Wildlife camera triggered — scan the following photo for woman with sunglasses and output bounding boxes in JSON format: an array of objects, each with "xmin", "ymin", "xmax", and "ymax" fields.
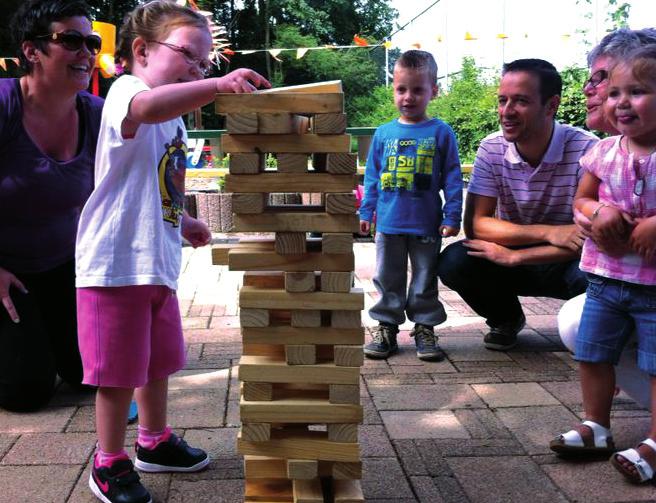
[{"xmin": 0, "ymin": 0, "xmax": 104, "ymax": 411}]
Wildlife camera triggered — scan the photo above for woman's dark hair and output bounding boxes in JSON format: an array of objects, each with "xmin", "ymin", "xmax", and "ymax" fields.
[{"xmin": 10, "ymin": 0, "xmax": 92, "ymax": 74}]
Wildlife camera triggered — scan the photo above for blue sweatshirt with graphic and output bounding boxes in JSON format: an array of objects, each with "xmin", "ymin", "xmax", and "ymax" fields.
[{"xmin": 359, "ymin": 118, "xmax": 463, "ymax": 237}]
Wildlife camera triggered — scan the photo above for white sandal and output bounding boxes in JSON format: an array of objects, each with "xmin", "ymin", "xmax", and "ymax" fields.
[
  {"xmin": 550, "ymin": 420, "xmax": 615, "ymax": 456},
  {"xmin": 610, "ymin": 438, "xmax": 656, "ymax": 483}
]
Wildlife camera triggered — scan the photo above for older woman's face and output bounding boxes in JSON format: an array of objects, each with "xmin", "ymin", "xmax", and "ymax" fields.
[{"xmin": 583, "ymin": 55, "xmax": 619, "ymax": 134}]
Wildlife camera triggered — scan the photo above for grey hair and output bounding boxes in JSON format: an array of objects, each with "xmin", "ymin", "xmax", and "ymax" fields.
[{"xmin": 587, "ymin": 27, "xmax": 656, "ymax": 66}]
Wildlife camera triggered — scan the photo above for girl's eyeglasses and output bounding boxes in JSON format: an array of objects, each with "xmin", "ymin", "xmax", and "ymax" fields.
[
  {"xmin": 149, "ymin": 40, "xmax": 212, "ymax": 76},
  {"xmin": 35, "ymin": 30, "xmax": 102, "ymax": 55},
  {"xmin": 583, "ymin": 69, "xmax": 608, "ymax": 91}
]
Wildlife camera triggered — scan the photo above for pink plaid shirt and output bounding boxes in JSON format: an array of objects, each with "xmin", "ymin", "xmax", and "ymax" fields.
[{"xmin": 580, "ymin": 136, "xmax": 656, "ymax": 285}]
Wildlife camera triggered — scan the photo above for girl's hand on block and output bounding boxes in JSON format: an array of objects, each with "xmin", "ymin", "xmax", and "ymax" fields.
[
  {"xmin": 216, "ymin": 68, "xmax": 271, "ymax": 94},
  {"xmin": 359, "ymin": 220, "xmax": 371, "ymax": 235},
  {"xmin": 440, "ymin": 225, "xmax": 459, "ymax": 238},
  {"xmin": 182, "ymin": 216, "xmax": 212, "ymax": 248}
]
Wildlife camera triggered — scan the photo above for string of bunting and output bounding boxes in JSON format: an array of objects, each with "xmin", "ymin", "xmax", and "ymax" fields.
[{"xmin": 0, "ymin": 58, "xmax": 20, "ymax": 71}]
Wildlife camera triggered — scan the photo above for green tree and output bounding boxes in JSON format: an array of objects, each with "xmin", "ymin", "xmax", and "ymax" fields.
[{"xmin": 558, "ymin": 66, "xmax": 588, "ymax": 130}]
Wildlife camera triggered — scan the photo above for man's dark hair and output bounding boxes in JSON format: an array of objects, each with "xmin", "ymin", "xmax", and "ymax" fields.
[
  {"xmin": 502, "ymin": 58, "xmax": 562, "ymax": 104},
  {"xmin": 10, "ymin": 0, "xmax": 92, "ymax": 74},
  {"xmin": 395, "ymin": 50, "xmax": 438, "ymax": 84}
]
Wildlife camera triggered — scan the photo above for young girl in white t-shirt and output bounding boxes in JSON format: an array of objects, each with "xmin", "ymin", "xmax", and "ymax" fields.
[{"xmin": 75, "ymin": 2, "xmax": 270, "ymax": 502}]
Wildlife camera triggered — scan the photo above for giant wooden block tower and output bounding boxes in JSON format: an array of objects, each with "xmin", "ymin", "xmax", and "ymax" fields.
[{"xmin": 212, "ymin": 81, "xmax": 365, "ymax": 503}]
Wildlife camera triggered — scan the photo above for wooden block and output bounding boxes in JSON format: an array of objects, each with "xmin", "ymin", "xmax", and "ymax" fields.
[
  {"xmin": 258, "ymin": 113, "xmax": 309, "ymax": 135},
  {"xmin": 242, "ymin": 326, "xmax": 363, "ymax": 345},
  {"xmin": 291, "ymin": 310, "xmax": 321, "ymax": 328},
  {"xmin": 258, "ymin": 80, "xmax": 343, "ymax": 94},
  {"xmin": 240, "ymin": 308, "xmax": 270, "ymax": 327},
  {"xmin": 332, "ymin": 462, "xmax": 363, "ymax": 481},
  {"xmin": 229, "ymin": 250, "xmax": 354, "ymax": 272},
  {"xmin": 334, "ymin": 479, "xmax": 364, "ymax": 502},
  {"xmin": 328, "ymin": 424, "xmax": 358, "ymax": 443},
  {"xmin": 277, "ymin": 154, "xmax": 309, "ymax": 173},
  {"xmin": 331, "ymin": 310, "xmax": 361, "ymax": 329},
  {"xmin": 334, "ymin": 346, "xmax": 364, "ymax": 367},
  {"xmin": 320, "ymin": 272, "xmax": 353, "ymax": 293},
  {"xmin": 286, "ymin": 345, "xmax": 316, "ymax": 365},
  {"xmin": 216, "ymin": 92, "xmax": 343, "ymax": 114},
  {"xmin": 226, "ymin": 113, "xmax": 258, "ymax": 134},
  {"xmin": 322, "ymin": 233, "xmax": 353, "ymax": 254},
  {"xmin": 313, "ymin": 113, "xmax": 347, "ymax": 134},
  {"xmin": 235, "ymin": 213, "xmax": 358, "ymax": 234},
  {"xmin": 275, "ymin": 232, "xmax": 307, "ymax": 255},
  {"xmin": 232, "ymin": 193, "xmax": 266, "ymax": 214},
  {"xmin": 244, "ymin": 271, "xmax": 285, "ymax": 289},
  {"xmin": 222, "ymin": 133, "xmax": 350, "ymax": 154},
  {"xmin": 327, "ymin": 153, "xmax": 358, "ymax": 174},
  {"xmin": 244, "ymin": 456, "xmax": 287, "ymax": 479},
  {"xmin": 238, "ymin": 355, "xmax": 360, "ymax": 385},
  {"xmin": 245, "ymin": 478, "xmax": 292, "ymax": 502},
  {"xmin": 225, "ymin": 173, "xmax": 356, "ymax": 193},
  {"xmin": 329, "ymin": 384, "xmax": 360, "ymax": 405},
  {"xmin": 243, "ymin": 422, "xmax": 272, "ymax": 441},
  {"xmin": 287, "ymin": 459, "xmax": 318, "ymax": 480},
  {"xmin": 229, "ymin": 153, "xmax": 263, "ymax": 174},
  {"xmin": 239, "ymin": 286, "xmax": 364, "ymax": 311},
  {"xmin": 285, "ymin": 272, "xmax": 316, "ymax": 293},
  {"xmin": 238, "ymin": 428, "xmax": 360, "ymax": 462},
  {"xmin": 293, "ymin": 479, "xmax": 323, "ymax": 503},
  {"xmin": 243, "ymin": 382, "xmax": 274, "ymax": 401},
  {"xmin": 243, "ymin": 343, "xmax": 286, "ymax": 358},
  {"xmin": 325, "ymin": 193, "xmax": 357, "ymax": 214}
]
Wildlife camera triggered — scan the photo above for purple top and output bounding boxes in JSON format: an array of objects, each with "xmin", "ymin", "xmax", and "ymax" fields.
[{"xmin": 0, "ymin": 78, "xmax": 104, "ymax": 273}]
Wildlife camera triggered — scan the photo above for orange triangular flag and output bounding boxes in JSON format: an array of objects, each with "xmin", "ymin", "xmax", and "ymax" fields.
[{"xmin": 353, "ymin": 34, "xmax": 368, "ymax": 46}]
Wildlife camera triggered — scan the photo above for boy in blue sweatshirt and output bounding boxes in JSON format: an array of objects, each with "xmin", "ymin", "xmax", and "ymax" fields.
[{"xmin": 359, "ymin": 50, "xmax": 463, "ymax": 361}]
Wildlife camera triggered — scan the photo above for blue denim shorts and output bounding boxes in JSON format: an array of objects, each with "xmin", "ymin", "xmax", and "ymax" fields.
[{"xmin": 575, "ymin": 274, "xmax": 656, "ymax": 375}]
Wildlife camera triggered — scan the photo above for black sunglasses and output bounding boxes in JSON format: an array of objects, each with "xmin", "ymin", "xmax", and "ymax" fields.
[
  {"xmin": 35, "ymin": 30, "xmax": 102, "ymax": 55},
  {"xmin": 583, "ymin": 69, "xmax": 608, "ymax": 90}
]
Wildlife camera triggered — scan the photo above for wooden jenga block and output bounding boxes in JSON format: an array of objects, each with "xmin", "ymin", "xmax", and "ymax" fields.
[
  {"xmin": 320, "ymin": 272, "xmax": 353, "ymax": 292},
  {"xmin": 293, "ymin": 478, "xmax": 323, "ymax": 503},
  {"xmin": 258, "ymin": 113, "xmax": 310, "ymax": 134},
  {"xmin": 244, "ymin": 271, "xmax": 285, "ymax": 289},
  {"xmin": 291, "ymin": 310, "xmax": 321, "ymax": 328},
  {"xmin": 275, "ymin": 232, "xmax": 307, "ymax": 255},
  {"xmin": 243, "ymin": 326, "xmax": 363, "ymax": 345},
  {"xmin": 332, "ymin": 462, "xmax": 363, "ymax": 480},
  {"xmin": 244, "ymin": 457, "xmax": 362, "ymax": 480},
  {"xmin": 327, "ymin": 153, "xmax": 358, "ymax": 174},
  {"xmin": 235, "ymin": 213, "xmax": 358, "ymax": 233},
  {"xmin": 222, "ymin": 133, "xmax": 350, "ymax": 154},
  {"xmin": 313, "ymin": 112, "xmax": 347, "ymax": 134},
  {"xmin": 331, "ymin": 310, "xmax": 361, "ymax": 329},
  {"xmin": 240, "ymin": 399, "xmax": 362, "ymax": 424},
  {"xmin": 329, "ymin": 384, "xmax": 360, "ymax": 405},
  {"xmin": 242, "ymin": 422, "xmax": 271, "ymax": 441},
  {"xmin": 240, "ymin": 308, "xmax": 270, "ymax": 327},
  {"xmin": 239, "ymin": 287, "xmax": 363, "ymax": 311},
  {"xmin": 239, "ymin": 356, "xmax": 360, "ymax": 385},
  {"xmin": 245, "ymin": 479, "xmax": 292, "ymax": 502},
  {"xmin": 287, "ymin": 459, "xmax": 318, "ymax": 480},
  {"xmin": 322, "ymin": 233, "xmax": 353, "ymax": 254},
  {"xmin": 277, "ymin": 153, "xmax": 309, "ymax": 173},
  {"xmin": 334, "ymin": 479, "xmax": 364, "ymax": 502},
  {"xmin": 243, "ymin": 382, "xmax": 273, "ymax": 401},
  {"xmin": 285, "ymin": 272, "xmax": 316, "ymax": 293},
  {"xmin": 334, "ymin": 346, "xmax": 364, "ymax": 367},
  {"xmin": 286, "ymin": 344, "xmax": 317, "ymax": 365},
  {"xmin": 225, "ymin": 173, "xmax": 356, "ymax": 193},
  {"xmin": 229, "ymin": 153, "xmax": 263, "ymax": 174},
  {"xmin": 232, "ymin": 193, "xmax": 265, "ymax": 214},
  {"xmin": 216, "ymin": 92, "xmax": 343, "ymax": 114},
  {"xmin": 259, "ymin": 80, "xmax": 343, "ymax": 94},
  {"xmin": 325, "ymin": 193, "xmax": 357, "ymax": 214},
  {"xmin": 226, "ymin": 113, "xmax": 258, "ymax": 134},
  {"xmin": 229, "ymin": 250, "xmax": 354, "ymax": 272},
  {"xmin": 328, "ymin": 423, "xmax": 358, "ymax": 443}
]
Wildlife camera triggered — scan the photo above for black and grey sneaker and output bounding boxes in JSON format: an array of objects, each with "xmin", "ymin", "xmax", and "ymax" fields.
[
  {"xmin": 134, "ymin": 432, "xmax": 209, "ymax": 473},
  {"xmin": 89, "ymin": 457, "xmax": 151, "ymax": 503},
  {"xmin": 484, "ymin": 314, "xmax": 526, "ymax": 351},
  {"xmin": 411, "ymin": 324, "xmax": 443, "ymax": 361},
  {"xmin": 363, "ymin": 323, "xmax": 399, "ymax": 359}
]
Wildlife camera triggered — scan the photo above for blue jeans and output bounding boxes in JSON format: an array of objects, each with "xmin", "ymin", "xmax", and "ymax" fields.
[
  {"xmin": 575, "ymin": 274, "xmax": 656, "ymax": 375},
  {"xmin": 438, "ymin": 240, "xmax": 587, "ymax": 327}
]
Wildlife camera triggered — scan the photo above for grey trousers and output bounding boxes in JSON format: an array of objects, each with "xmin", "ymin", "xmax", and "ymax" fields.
[{"xmin": 369, "ymin": 233, "xmax": 446, "ymax": 327}]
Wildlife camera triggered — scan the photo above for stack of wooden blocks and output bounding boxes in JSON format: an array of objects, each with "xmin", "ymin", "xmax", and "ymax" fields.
[{"xmin": 212, "ymin": 81, "xmax": 366, "ymax": 503}]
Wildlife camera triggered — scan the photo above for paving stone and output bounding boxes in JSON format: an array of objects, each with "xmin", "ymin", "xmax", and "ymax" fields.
[
  {"xmin": 432, "ymin": 475, "xmax": 471, "ymax": 503},
  {"xmin": 226, "ymin": 399, "xmax": 240, "ymax": 427},
  {"xmin": 362, "ymin": 458, "xmax": 415, "ymax": 500},
  {"xmin": 48, "ymin": 382, "xmax": 96, "ymax": 407},
  {"xmin": 0, "ymin": 406, "xmax": 76, "ymax": 434},
  {"xmin": 454, "ymin": 409, "xmax": 512, "ymax": 439},
  {"xmin": 169, "ymin": 368, "xmax": 230, "ymax": 391},
  {"xmin": 495, "ymin": 405, "xmax": 581, "ymax": 455},
  {"xmin": 167, "ymin": 389, "xmax": 227, "ymax": 428},
  {"xmin": 169, "ymin": 479, "xmax": 244, "ymax": 502},
  {"xmin": 448, "ymin": 456, "xmax": 567, "ymax": 502},
  {"xmin": 369, "ymin": 385, "xmax": 484, "ymax": 410},
  {"xmin": 0, "ymin": 435, "xmax": 17, "ymax": 461},
  {"xmin": 543, "ymin": 460, "xmax": 656, "ymax": 502},
  {"xmin": 434, "ymin": 438, "xmax": 526, "ymax": 457},
  {"xmin": 508, "ymin": 351, "xmax": 573, "ymax": 371},
  {"xmin": 439, "ymin": 337, "xmax": 513, "ymax": 362},
  {"xmin": 410, "ymin": 476, "xmax": 446, "ymax": 503},
  {"xmin": 362, "ymin": 395, "xmax": 383, "ymax": 425},
  {"xmin": 1, "ymin": 431, "xmax": 96, "ymax": 464},
  {"xmin": 182, "ymin": 316, "xmax": 210, "ymax": 329},
  {"xmin": 381, "ymin": 411, "xmax": 470, "ymax": 440},
  {"xmin": 429, "ymin": 372, "xmax": 502, "ymax": 385},
  {"xmin": 184, "ymin": 328, "xmax": 241, "ymax": 344},
  {"xmin": 65, "ymin": 405, "xmax": 96, "ymax": 433},
  {"xmin": 182, "ymin": 428, "xmax": 240, "ymax": 459},
  {"xmin": 360, "ymin": 424, "xmax": 396, "ymax": 457},
  {"xmin": 393, "ymin": 439, "xmax": 429, "ymax": 476},
  {"xmin": 0, "ymin": 465, "xmax": 81, "ymax": 503},
  {"xmin": 540, "ymin": 380, "xmax": 584, "ymax": 406},
  {"xmin": 454, "ymin": 361, "xmax": 522, "ymax": 373},
  {"xmin": 365, "ymin": 374, "xmax": 434, "ymax": 386},
  {"xmin": 494, "ymin": 369, "xmax": 577, "ymax": 383},
  {"xmin": 209, "ymin": 315, "xmax": 241, "ymax": 329},
  {"xmin": 202, "ymin": 342, "xmax": 243, "ymax": 360},
  {"xmin": 471, "ymin": 383, "xmax": 560, "ymax": 408}
]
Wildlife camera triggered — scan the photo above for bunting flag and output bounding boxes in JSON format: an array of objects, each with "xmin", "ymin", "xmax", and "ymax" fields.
[
  {"xmin": 353, "ymin": 34, "xmax": 369, "ymax": 46},
  {"xmin": 0, "ymin": 58, "xmax": 20, "ymax": 72},
  {"xmin": 296, "ymin": 48, "xmax": 309, "ymax": 59},
  {"xmin": 269, "ymin": 49, "xmax": 283, "ymax": 61}
]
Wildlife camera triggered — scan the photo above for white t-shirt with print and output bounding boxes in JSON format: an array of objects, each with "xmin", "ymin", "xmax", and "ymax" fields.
[{"xmin": 76, "ymin": 74, "xmax": 187, "ymax": 290}]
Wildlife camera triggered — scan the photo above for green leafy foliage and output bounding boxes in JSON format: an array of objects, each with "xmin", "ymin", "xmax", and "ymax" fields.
[{"xmin": 558, "ymin": 66, "xmax": 588, "ymax": 129}]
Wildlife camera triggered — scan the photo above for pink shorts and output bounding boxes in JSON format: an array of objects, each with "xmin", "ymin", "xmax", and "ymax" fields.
[{"xmin": 77, "ymin": 285, "xmax": 185, "ymax": 388}]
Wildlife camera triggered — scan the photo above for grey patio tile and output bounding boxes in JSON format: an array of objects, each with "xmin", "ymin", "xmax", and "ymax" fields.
[
  {"xmin": 410, "ymin": 476, "xmax": 446, "ymax": 503},
  {"xmin": 360, "ymin": 424, "xmax": 395, "ymax": 457},
  {"xmin": 434, "ymin": 438, "xmax": 525, "ymax": 457},
  {"xmin": 508, "ymin": 351, "xmax": 573, "ymax": 371},
  {"xmin": 0, "ymin": 406, "xmax": 76, "ymax": 434},
  {"xmin": 362, "ymin": 458, "xmax": 415, "ymax": 500},
  {"xmin": 1, "ymin": 432, "xmax": 95, "ymax": 465},
  {"xmin": 182, "ymin": 316, "xmax": 210, "ymax": 329},
  {"xmin": 226, "ymin": 399, "xmax": 240, "ymax": 427},
  {"xmin": 183, "ymin": 427, "xmax": 239, "ymax": 459},
  {"xmin": 169, "ymin": 368, "xmax": 230, "ymax": 391},
  {"xmin": 381, "ymin": 411, "xmax": 470, "ymax": 440},
  {"xmin": 414, "ymin": 439, "xmax": 454, "ymax": 476},
  {"xmin": 48, "ymin": 382, "xmax": 96, "ymax": 407},
  {"xmin": 454, "ymin": 409, "xmax": 512, "ymax": 439},
  {"xmin": 0, "ymin": 465, "xmax": 81, "ymax": 503},
  {"xmin": 393, "ymin": 439, "xmax": 429, "ymax": 476},
  {"xmin": 362, "ymin": 395, "xmax": 383, "ymax": 425},
  {"xmin": 66, "ymin": 405, "xmax": 96, "ymax": 432},
  {"xmin": 429, "ymin": 372, "xmax": 502, "ymax": 385},
  {"xmin": 369, "ymin": 384, "xmax": 484, "ymax": 410},
  {"xmin": 471, "ymin": 383, "xmax": 560, "ymax": 408},
  {"xmin": 167, "ymin": 389, "xmax": 227, "ymax": 428},
  {"xmin": 169, "ymin": 479, "xmax": 244, "ymax": 502},
  {"xmin": 432, "ymin": 474, "xmax": 471, "ymax": 503},
  {"xmin": 365, "ymin": 374, "xmax": 434, "ymax": 386},
  {"xmin": 184, "ymin": 327, "xmax": 241, "ymax": 344},
  {"xmin": 0, "ymin": 435, "xmax": 17, "ymax": 461},
  {"xmin": 439, "ymin": 337, "xmax": 513, "ymax": 362}
]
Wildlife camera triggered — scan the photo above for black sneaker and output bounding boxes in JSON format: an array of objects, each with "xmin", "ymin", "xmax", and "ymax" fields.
[
  {"xmin": 484, "ymin": 314, "xmax": 526, "ymax": 351},
  {"xmin": 363, "ymin": 323, "xmax": 399, "ymax": 359},
  {"xmin": 134, "ymin": 432, "xmax": 209, "ymax": 473},
  {"xmin": 89, "ymin": 457, "xmax": 151, "ymax": 503},
  {"xmin": 411, "ymin": 324, "xmax": 443, "ymax": 361}
]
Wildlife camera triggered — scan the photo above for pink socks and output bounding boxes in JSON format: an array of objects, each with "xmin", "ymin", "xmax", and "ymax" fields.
[
  {"xmin": 137, "ymin": 425, "xmax": 172, "ymax": 450},
  {"xmin": 94, "ymin": 448, "xmax": 129, "ymax": 468}
]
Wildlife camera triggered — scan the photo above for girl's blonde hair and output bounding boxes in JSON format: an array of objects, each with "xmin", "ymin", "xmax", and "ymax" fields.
[
  {"xmin": 116, "ymin": 0, "xmax": 209, "ymax": 71},
  {"xmin": 610, "ymin": 44, "xmax": 656, "ymax": 88}
]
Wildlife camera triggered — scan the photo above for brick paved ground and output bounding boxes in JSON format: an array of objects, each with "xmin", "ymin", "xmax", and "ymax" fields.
[{"xmin": 1, "ymin": 239, "xmax": 656, "ymax": 502}]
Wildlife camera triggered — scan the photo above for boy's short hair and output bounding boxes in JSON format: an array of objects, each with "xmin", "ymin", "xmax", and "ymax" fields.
[
  {"xmin": 502, "ymin": 58, "xmax": 562, "ymax": 104},
  {"xmin": 612, "ymin": 44, "xmax": 656, "ymax": 88},
  {"xmin": 395, "ymin": 50, "xmax": 438, "ymax": 84}
]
